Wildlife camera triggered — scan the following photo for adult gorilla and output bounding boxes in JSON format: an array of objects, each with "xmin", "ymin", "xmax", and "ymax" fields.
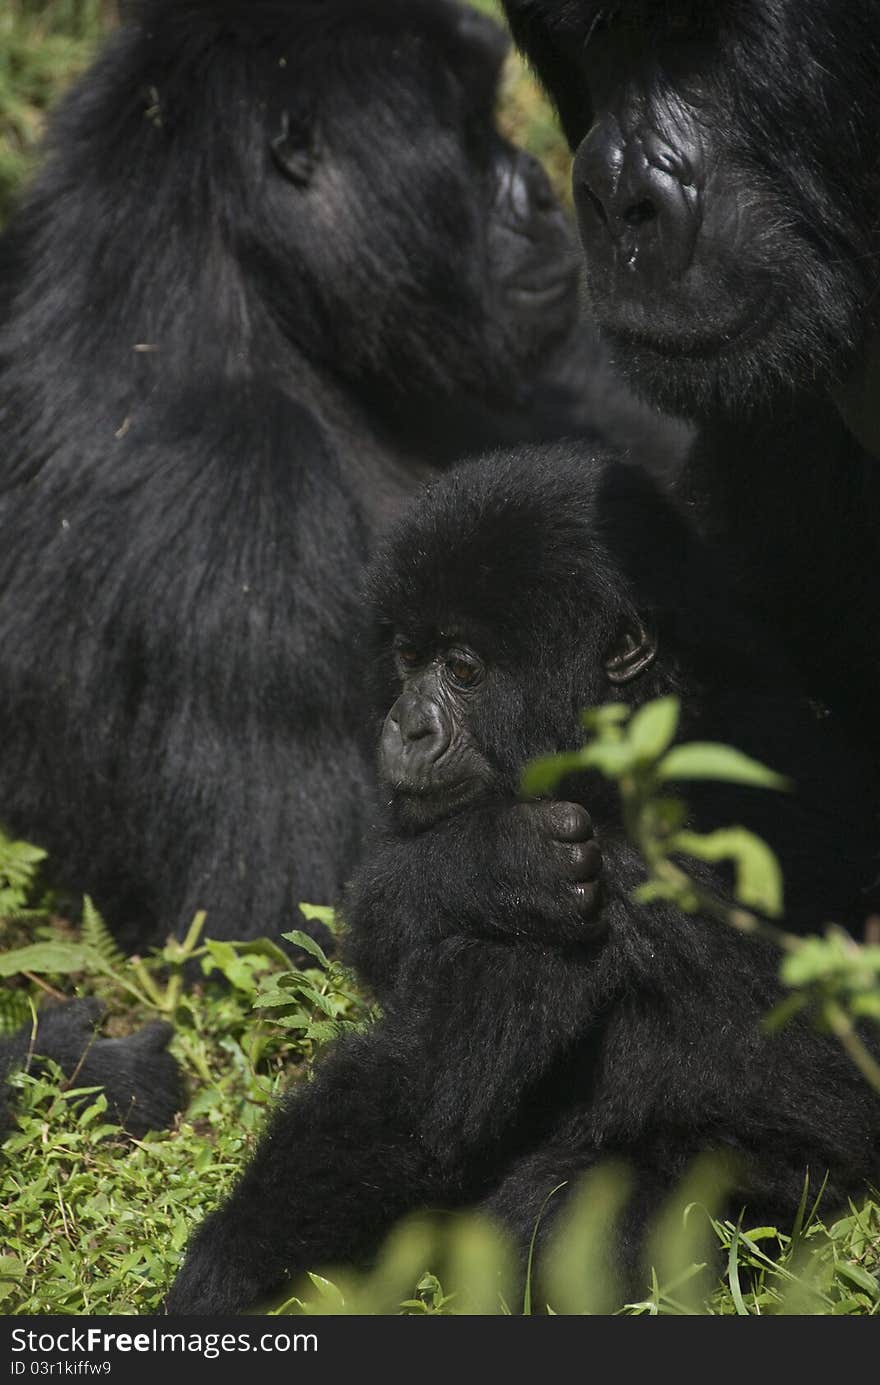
[
  {"xmin": 167, "ymin": 445, "xmax": 880, "ymax": 1315},
  {"xmin": 501, "ymin": 0, "xmax": 880, "ymax": 774},
  {"xmin": 0, "ymin": 0, "xmax": 599, "ymax": 951}
]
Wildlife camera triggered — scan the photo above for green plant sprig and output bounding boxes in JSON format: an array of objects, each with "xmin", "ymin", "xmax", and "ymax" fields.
[{"xmin": 522, "ymin": 696, "xmax": 880, "ymax": 1093}]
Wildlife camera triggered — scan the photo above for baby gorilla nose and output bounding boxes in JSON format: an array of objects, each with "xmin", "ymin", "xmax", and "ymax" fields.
[
  {"xmin": 381, "ymin": 691, "xmax": 450, "ymax": 789},
  {"xmin": 573, "ymin": 111, "xmax": 702, "ymax": 287}
]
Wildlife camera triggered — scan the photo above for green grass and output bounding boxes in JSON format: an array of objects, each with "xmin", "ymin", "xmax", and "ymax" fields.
[
  {"xmin": 0, "ymin": 1, "xmax": 115, "ymax": 223},
  {"xmin": 1, "ymin": 895, "xmax": 878, "ymax": 1316}
]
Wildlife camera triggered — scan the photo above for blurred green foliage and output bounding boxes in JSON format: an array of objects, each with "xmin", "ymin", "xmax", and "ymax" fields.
[{"xmin": 0, "ymin": 1, "xmax": 116, "ymax": 223}]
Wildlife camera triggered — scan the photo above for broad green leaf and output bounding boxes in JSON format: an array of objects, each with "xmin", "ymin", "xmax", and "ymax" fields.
[
  {"xmin": 584, "ymin": 740, "xmax": 642, "ymax": 778},
  {"xmin": 836, "ymin": 1263, "xmax": 880, "ymax": 1300},
  {"xmin": 657, "ymin": 742, "xmax": 791, "ymax": 791},
  {"xmin": 780, "ymin": 936, "xmax": 848, "ymax": 987},
  {"xmin": 281, "ymin": 929, "xmax": 331, "ymax": 969},
  {"xmin": 627, "ymin": 696, "xmax": 681, "ymax": 762},
  {"xmin": 580, "ymin": 704, "xmax": 631, "ymax": 731},
  {"xmin": 0, "ymin": 941, "xmax": 90, "ymax": 978},
  {"xmin": 298, "ymin": 903, "xmax": 337, "ymax": 929},
  {"xmin": 306, "ymin": 1273, "xmax": 347, "ymax": 1309},
  {"xmin": 520, "ymin": 749, "xmax": 591, "ymax": 798},
  {"xmin": 672, "ymin": 827, "xmax": 785, "ymax": 917}
]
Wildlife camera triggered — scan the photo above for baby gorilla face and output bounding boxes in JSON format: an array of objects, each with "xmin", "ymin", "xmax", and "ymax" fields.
[{"xmin": 378, "ymin": 636, "xmax": 500, "ymax": 828}]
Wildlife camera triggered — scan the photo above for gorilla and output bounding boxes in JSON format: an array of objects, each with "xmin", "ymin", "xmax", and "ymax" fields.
[
  {"xmin": 166, "ymin": 444, "xmax": 880, "ymax": 1316},
  {"xmin": 500, "ymin": 0, "xmax": 880, "ymax": 776},
  {"xmin": 0, "ymin": 0, "xmax": 615, "ymax": 955},
  {"xmin": 0, "ymin": 998, "xmax": 183, "ymax": 1141}
]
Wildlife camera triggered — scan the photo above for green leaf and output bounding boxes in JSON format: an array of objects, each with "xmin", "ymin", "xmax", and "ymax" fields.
[
  {"xmin": 580, "ymin": 704, "xmax": 631, "ymax": 732},
  {"xmin": 520, "ymin": 750, "xmax": 591, "ymax": 799},
  {"xmin": 762, "ymin": 991, "xmax": 810, "ymax": 1033},
  {"xmin": 657, "ymin": 743, "xmax": 791, "ymax": 791},
  {"xmin": 0, "ymin": 941, "xmax": 91, "ymax": 978},
  {"xmin": 583, "ymin": 740, "xmax": 641, "ymax": 778},
  {"xmin": 281, "ymin": 929, "xmax": 331, "ymax": 970},
  {"xmin": 780, "ymin": 935, "xmax": 847, "ymax": 988},
  {"xmin": 306, "ymin": 1273, "xmax": 347, "ymax": 1309},
  {"xmin": 297, "ymin": 903, "xmax": 337, "ymax": 930},
  {"xmin": 627, "ymin": 696, "xmax": 680, "ymax": 763},
  {"xmin": 633, "ymin": 878, "xmax": 700, "ymax": 911},
  {"xmin": 672, "ymin": 828, "xmax": 785, "ymax": 918},
  {"xmin": 836, "ymin": 1263, "xmax": 880, "ymax": 1300}
]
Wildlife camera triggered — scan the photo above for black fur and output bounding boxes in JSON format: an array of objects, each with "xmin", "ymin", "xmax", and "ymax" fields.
[
  {"xmin": 0, "ymin": 998, "xmax": 184, "ymax": 1141},
  {"xmin": 500, "ymin": 0, "xmax": 880, "ymax": 778},
  {"xmin": 166, "ymin": 445, "xmax": 880, "ymax": 1315},
  {"xmin": 0, "ymin": 0, "xmax": 607, "ymax": 953}
]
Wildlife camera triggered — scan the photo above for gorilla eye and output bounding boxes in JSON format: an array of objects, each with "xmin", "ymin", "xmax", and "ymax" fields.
[
  {"xmin": 395, "ymin": 641, "xmax": 421, "ymax": 672},
  {"xmin": 445, "ymin": 651, "xmax": 484, "ymax": 689}
]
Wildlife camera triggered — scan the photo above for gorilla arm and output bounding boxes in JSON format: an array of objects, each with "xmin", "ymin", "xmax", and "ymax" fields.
[{"xmin": 342, "ymin": 797, "xmax": 606, "ymax": 999}]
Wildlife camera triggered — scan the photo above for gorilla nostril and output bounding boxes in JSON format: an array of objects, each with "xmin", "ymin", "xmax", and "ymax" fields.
[
  {"xmin": 623, "ymin": 197, "xmax": 658, "ymax": 227},
  {"xmin": 404, "ymin": 720, "xmax": 433, "ymax": 741},
  {"xmin": 583, "ymin": 185, "xmax": 609, "ymax": 229}
]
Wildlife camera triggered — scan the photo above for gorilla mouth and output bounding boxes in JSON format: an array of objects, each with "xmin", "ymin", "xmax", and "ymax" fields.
[
  {"xmin": 602, "ymin": 295, "xmax": 781, "ymax": 362},
  {"xmin": 507, "ymin": 267, "xmax": 578, "ymax": 309},
  {"xmin": 390, "ymin": 778, "xmax": 488, "ymax": 827}
]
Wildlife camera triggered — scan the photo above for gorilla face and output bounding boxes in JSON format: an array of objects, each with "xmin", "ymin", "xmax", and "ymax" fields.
[
  {"xmin": 252, "ymin": 0, "xmax": 582, "ymax": 404},
  {"xmin": 503, "ymin": 0, "xmax": 880, "ymax": 418}
]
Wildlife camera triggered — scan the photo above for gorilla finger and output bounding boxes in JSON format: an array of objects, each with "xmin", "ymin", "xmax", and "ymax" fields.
[
  {"xmin": 562, "ymin": 839, "xmax": 602, "ymax": 881},
  {"xmin": 544, "ymin": 801, "xmax": 593, "ymax": 842},
  {"xmin": 572, "ymin": 881, "xmax": 604, "ymax": 923}
]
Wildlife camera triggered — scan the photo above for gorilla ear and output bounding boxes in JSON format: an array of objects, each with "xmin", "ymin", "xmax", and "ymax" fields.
[
  {"xmin": 270, "ymin": 110, "xmax": 320, "ymax": 188},
  {"xmin": 604, "ymin": 616, "xmax": 658, "ymax": 685}
]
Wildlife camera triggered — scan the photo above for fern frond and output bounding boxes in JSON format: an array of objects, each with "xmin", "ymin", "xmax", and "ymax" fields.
[
  {"xmin": 0, "ymin": 988, "xmax": 33, "ymax": 1035},
  {"xmin": 80, "ymin": 895, "xmax": 124, "ymax": 968}
]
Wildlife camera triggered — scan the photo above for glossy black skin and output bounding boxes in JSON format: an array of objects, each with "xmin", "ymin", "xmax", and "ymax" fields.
[
  {"xmin": 0, "ymin": 0, "xmax": 599, "ymax": 955},
  {"xmin": 167, "ymin": 445, "xmax": 880, "ymax": 1316},
  {"xmin": 501, "ymin": 0, "xmax": 880, "ymax": 774},
  {"xmin": 0, "ymin": 999, "xmax": 183, "ymax": 1141}
]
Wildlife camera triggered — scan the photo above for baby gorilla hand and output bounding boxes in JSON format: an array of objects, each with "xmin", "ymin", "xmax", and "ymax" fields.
[
  {"xmin": 541, "ymin": 800, "xmax": 602, "ymax": 911},
  {"xmin": 532, "ymin": 799, "xmax": 602, "ymax": 910},
  {"xmin": 512, "ymin": 799, "xmax": 604, "ymax": 940}
]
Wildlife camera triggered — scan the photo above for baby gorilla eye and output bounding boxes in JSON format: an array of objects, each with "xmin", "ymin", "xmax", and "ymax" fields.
[
  {"xmin": 445, "ymin": 650, "xmax": 484, "ymax": 689},
  {"xmin": 394, "ymin": 641, "xmax": 421, "ymax": 673}
]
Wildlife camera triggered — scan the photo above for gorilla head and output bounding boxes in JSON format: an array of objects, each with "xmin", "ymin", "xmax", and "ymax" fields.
[
  {"xmin": 64, "ymin": 0, "xmax": 581, "ymax": 414},
  {"xmin": 502, "ymin": 0, "xmax": 880, "ymax": 419}
]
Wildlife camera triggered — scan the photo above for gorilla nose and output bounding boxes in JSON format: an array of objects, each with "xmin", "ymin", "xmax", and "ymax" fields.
[
  {"xmin": 392, "ymin": 692, "xmax": 444, "ymax": 746},
  {"xmin": 573, "ymin": 115, "xmax": 702, "ymax": 281},
  {"xmin": 381, "ymin": 693, "xmax": 450, "ymax": 786},
  {"xmin": 498, "ymin": 149, "xmax": 561, "ymax": 226}
]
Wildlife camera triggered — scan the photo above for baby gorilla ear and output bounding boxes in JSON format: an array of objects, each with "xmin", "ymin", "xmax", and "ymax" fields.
[
  {"xmin": 604, "ymin": 614, "xmax": 657, "ymax": 684},
  {"xmin": 270, "ymin": 109, "xmax": 320, "ymax": 187}
]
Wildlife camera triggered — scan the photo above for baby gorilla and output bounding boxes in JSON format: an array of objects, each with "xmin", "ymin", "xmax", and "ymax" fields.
[{"xmin": 167, "ymin": 445, "xmax": 880, "ymax": 1316}]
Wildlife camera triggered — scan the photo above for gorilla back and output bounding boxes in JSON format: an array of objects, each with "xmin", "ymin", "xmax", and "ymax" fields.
[{"xmin": 0, "ymin": 0, "xmax": 585, "ymax": 949}]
